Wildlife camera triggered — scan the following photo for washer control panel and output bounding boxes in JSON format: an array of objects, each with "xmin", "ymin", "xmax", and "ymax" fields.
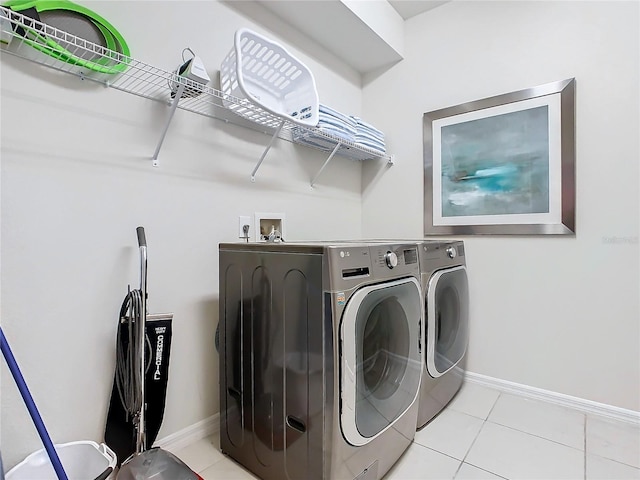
[
  {"xmin": 373, "ymin": 245, "xmax": 418, "ymax": 270},
  {"xmin": 384, "ymin": 251, "xmax": 398, "ymax": 268},
  {"xmin": 328, "ymin": 243, "xmax": 420, "ymax": 287}
]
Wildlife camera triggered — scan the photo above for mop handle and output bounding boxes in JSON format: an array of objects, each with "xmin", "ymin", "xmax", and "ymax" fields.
[
  {"xmin": 135, "ymin": 226, "xmax": 148, "ymax": 454},
  {"xmin": 0, "ymin": 328, "xmax": 69, "ymax": 480}
]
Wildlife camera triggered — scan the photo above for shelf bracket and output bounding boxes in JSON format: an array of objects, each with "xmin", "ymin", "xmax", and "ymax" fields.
[
  {"xmin": 310, "ymin": 142, "xmax": 342, "ymax": 188},
  {"xmin": 250, "ymin": 119, "xmax": 285, "ymax": 182},
  {"xmin": 387, "ymin": 154, "xmax": 395, "ymax": 166},
  {"xmin": 151, "ymin": 83, "xmax": 186, "ymax": 167}
]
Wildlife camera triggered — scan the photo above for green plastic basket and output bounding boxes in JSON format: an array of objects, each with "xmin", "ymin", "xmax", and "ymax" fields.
[{"xmin": 3, "ymin": 0, "xmax": 130, "ymax": 74}]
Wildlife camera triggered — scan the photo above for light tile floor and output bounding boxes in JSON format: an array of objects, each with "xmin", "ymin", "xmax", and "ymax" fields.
[{"xmin": 168, "ymin": 383, "xmax": 640, "ymax": 479}]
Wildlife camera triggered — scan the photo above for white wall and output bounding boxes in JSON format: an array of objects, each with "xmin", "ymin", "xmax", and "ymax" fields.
[
  {"xmin": 0, "ymin": 1, "xmax": 365, "ymax": 468},
  {"xmin": 362, "ymin": 1, "xmax": 640, "ymax": 411}
]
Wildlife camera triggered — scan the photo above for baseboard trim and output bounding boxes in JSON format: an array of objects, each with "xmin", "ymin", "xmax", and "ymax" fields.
[
  {"xmin": 154, "ymin": 414, "xmax": 220, "ymax": 453},
  {"xmin": 465, "ymin": 371, "xmax": 640, "ymax": 425}
]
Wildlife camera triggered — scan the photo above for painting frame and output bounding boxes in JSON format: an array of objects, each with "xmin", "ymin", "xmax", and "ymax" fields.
[{"xmin": 423, "ymin": 78, "xmax": 575, "ymax": 235}]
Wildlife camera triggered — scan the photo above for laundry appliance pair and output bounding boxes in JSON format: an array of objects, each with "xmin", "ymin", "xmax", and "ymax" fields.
[{"xmin": 217, "ymin": 240, "xmax": 468, "ymax": 480}]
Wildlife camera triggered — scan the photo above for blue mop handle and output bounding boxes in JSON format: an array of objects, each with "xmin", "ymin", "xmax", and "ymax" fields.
[{"xmin": 0, "ymin": 327, "xmax": 68, "ymax": 480}]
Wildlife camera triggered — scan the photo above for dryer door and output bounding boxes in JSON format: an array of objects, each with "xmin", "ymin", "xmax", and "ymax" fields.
[
  {"xmin": 426, "ymin": 266, "xmax": 469, "ymax": 378},
  {"xmin": 340, "ymin": 277, "xmax": 422, "ymax": 447}
]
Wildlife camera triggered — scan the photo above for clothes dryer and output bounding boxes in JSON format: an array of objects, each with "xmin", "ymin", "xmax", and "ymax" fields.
[
  {"xmin": 218, "ymin": 241, "xmax": 423, "ymax": 480},
  {"xmin": 417, "ymin": 241, "xmax": 469, "ymax": 429}
]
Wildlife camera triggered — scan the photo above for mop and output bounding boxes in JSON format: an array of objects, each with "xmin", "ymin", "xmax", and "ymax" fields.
[
  {"xmin": 105, "ymin": 227, "xmax": 202, "ymax": 479},
  {"xmin": 1, "ymin": 327, "xmax": 69, "ymax": 480}
]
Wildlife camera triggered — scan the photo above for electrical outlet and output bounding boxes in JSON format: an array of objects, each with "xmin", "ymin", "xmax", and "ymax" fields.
[{"xmin": 238, "ymin": 216, "xmax": 251, "ymax": 239}]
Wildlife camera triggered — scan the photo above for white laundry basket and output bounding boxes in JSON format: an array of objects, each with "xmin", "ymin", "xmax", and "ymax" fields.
[
  {"xmin": 6, "ymin": 441, "xmax": 117, "ymax": 480},
  {"xmin": 220, "ymin": 28, "xmax": 319, "ymax": 128}
]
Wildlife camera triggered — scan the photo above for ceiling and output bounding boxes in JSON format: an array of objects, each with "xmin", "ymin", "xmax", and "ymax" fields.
[
  {"xmin": 388, "ymin": 0, "xmax": 450, "ymax": 20},
  {"xmin": 257, "ymin": 0, "xmax": 450, "ymax": 76}
]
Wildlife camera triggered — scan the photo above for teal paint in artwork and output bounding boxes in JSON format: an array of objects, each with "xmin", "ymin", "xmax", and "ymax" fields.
[{"xmin": 441, "ymin": 106, "xmax": 549, "ymax": 217}]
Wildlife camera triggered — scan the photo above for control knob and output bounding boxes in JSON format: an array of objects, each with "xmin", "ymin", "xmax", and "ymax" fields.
[
  {"xmin": 446, "ymin": 246, "xmax": 457, "ymax": 259},
  {"xmin": 384, "ymin": 251, "xmax": 398, "ymax": 268}
]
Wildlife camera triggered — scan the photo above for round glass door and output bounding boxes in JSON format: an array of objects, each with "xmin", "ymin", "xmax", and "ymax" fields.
[
  {"xmin": 426, "ymin": 266, "xmax": 469, "ymax": 377},
  {"xmin": 341, "ymin": 277, "xmax": 422, "ymax": 446},
  {"xmin": 361, "ymin": 297, "xmax": 409, "ymax": 401}
]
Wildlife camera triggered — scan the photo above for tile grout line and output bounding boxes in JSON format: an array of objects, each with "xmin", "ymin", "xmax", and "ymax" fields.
[
  {"xmin": 484, "ymin": 419, "xmax": 586, "ymax": 453},
  {"xmin": 198, "ymin": 455, "xmax": 226, "ymax": 476},
  {"xmin": 419, "ymin": 444, "xmax": 508, "ymax": 480},
  {"xmin": 480, "ymin": 391, "xmax": 588, "ymax": 454},
  {"xmin": 455, "ymin": 391, "xmax": 503, "ymax": 478},
  {"xmin": 199, "ymin": 455, "xmax": 260, "ymax": 480},
  {"xmin": 584, "ymin": 413, "xmax": 640, "ymax": 469},
  {"xmin": 439, "ymin": 392, "xmax": 640, "ymax": 478},
  {"xmin": 459, "ymin": 416, "xmax": 487, "ymax": 465},
  {"xmin": 461, "ymin": 460, "xmax": 510, "ymax": 480},
  {"xmin": 451, "ymin": 459, "xmax": 464, "ymax": 478},
  {"xmin": 586, "ymin": 452, "xmax": 640, "ymax": 470},
  {"xmin": 173, "ymin": 436, "xmax": 225, "ymax": 474},
  {"xmin": 420, "ymin": 444, "xmax": 468, "ymax": 464}
]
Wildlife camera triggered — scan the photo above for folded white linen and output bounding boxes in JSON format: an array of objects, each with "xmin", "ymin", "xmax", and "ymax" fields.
[
  {"xmin": 354, "ymin": 140, "xmax": 386, "ymax": 154},
  {"xmin": 355, "ymin": 130, "xmax": 385, "ymax": 142},
  {"xmin": 356, "ymin": 128, "xmax": 384, "ymax": 140},
  {"xmin": 351, "ymin": 116, "xmax": 383, "ymax": 132},
  {"xmin": 319, "ymin": 104, "xmax": 354, "ymax": 125},
  {"xmin": 318, "ymin": 117, "xmax": 357, "ymax": 134},
  {"xmin": 317, "ymin": 126, "xmax": 356, "ymax": 142},
  {"xmin": 294, "ymin": 105, "xmax": 387, "ymax": 155}
]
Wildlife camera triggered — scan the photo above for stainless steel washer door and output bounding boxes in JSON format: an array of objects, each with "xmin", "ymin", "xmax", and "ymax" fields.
[
  {"xmin": 426, "ymin": 266, "xmax": 469, "ymax": 377},
  {"xmin": 340, "ymin": 277, "xmax": 422, "ymax": 446}
]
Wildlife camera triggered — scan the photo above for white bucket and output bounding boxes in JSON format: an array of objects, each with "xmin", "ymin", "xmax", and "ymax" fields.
[{"xmin": 6, "ymin": 441, "xmax": 117, "ymax": 480}]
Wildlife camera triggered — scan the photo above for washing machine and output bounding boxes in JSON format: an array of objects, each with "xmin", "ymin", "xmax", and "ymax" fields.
[
  {"xmin": 218, "ymin": 241, "xmax": 423, "ymax": 480},
  {"xmin": 417, "ymin": 240, "xmax": 469, "ymax": 429}
]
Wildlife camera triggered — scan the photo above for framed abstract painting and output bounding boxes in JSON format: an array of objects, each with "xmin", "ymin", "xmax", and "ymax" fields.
[{"xmin": 423, "ymin": 78, "xmax": 575, "ymax": 235}]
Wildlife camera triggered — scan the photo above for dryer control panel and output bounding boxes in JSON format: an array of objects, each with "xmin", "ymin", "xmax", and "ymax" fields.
[{"xmin": 421, "ymin": 241, "xmax": 465, "ymax": 260}]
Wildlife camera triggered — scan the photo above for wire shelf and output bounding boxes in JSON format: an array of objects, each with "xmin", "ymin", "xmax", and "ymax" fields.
[{"xmin": 0, "ymin": 6, "xmax": 392, "ymax": 172}]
